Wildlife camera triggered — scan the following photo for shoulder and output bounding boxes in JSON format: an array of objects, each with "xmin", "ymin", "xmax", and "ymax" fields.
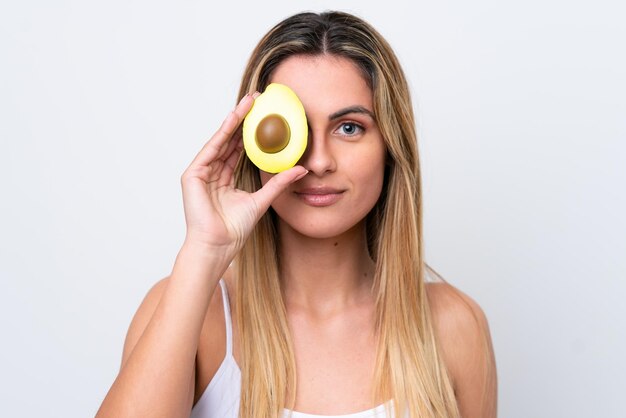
[
  {"xmin": 425, "ymin": 282, "xmax": 491, "ymax": 378},
  {"xmin": 425, "ymin": 281, "xmax": 497, "ymax": 418},
  {"xmin": 121, "ymin": 274, "xmax": 228, "ymax": 368},
  {"xmin": 426, "ymin": 281, "xmax": 490, "ymax": 342},
  {"xmin": 121, "ymin": 277, "xmax": 170, "ymax": 366}
]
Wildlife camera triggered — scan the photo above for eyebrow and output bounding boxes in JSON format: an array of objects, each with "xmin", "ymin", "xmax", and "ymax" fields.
[{"xmin": 328, "ymin": 105, "xmax": 375, "ymax": 121}]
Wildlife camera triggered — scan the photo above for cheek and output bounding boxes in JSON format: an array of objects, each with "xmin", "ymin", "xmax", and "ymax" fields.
[{"xmin": 353, "ymin": 145, "xmax": 386, "ymax": 182}]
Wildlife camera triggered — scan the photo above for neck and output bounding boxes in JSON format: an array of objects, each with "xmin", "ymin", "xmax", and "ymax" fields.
[{"xmin": 277, "ymin": 220, "xmax": 375, "ymax": 314}]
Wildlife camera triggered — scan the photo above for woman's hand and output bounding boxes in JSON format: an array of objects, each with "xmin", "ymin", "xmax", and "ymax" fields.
[{"xmin": 180, "ymin": 93, "xmax": 307, "ymax": 255}]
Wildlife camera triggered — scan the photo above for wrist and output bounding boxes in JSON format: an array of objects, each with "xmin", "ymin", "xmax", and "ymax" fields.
[
  {"xmin": 179, "ymin": 238, "xmax": 234, "ymax": 262},
  {"xmin": 172, "ymin": 240, "xmax": 235, "ymax": 282}
]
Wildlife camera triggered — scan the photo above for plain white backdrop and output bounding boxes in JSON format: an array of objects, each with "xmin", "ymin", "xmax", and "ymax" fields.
[{"xmin": 1, "ymin": 1, "xmax": 624, "ymax": 417}]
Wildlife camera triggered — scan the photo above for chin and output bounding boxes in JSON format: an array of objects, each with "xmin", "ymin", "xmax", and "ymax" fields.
[{"xmin": 277, "ymin": 216, "xmax": 365, "ymax": 241}]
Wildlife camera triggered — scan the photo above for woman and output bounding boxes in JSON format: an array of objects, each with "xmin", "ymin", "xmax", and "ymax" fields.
[{"xmin": 97, "ymin": 11, "xmax": 497, "ymax": 418}]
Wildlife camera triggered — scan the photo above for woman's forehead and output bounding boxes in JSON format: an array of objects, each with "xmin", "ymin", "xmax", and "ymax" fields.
[{"xmin": 268, "ymin": 55, "xmax": 373, "ymax": 117}]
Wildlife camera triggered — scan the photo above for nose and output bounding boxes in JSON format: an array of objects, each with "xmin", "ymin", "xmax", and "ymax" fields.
[{"xmin": 298, "ymin": 130, "xmax": 336, "ymax": 176}]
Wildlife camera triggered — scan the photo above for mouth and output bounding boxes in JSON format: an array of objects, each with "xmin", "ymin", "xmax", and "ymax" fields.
[{"xmin": 294, "ymin": 187, "xmax": 345, "ymax": 207}]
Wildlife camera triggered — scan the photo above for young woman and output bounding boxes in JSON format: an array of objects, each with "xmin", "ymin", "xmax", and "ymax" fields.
[{"xmin": 97, "ymin": 11, "xmax": 497, "ymax": 418}]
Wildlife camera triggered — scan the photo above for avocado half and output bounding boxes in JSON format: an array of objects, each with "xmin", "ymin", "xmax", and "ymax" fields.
[{"xmin": 242, "ymin": 83, "xmax": 308, "ymax": 173}]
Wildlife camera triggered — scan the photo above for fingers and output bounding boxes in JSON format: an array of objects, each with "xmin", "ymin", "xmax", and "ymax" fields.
[
  {"xmin": 217, "ymin": 137, "xmax": 244, "ymax": 188},
  {"xmin": 251, "ymin": 166, "xmax": 309, "ymax": 212},
  {"xmin": 190, "ymin": 94, "xmax": 255, "ymax": 168}
]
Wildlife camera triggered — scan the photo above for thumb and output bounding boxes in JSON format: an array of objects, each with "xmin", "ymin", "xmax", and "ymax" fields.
[{"xmin": 251, "ymin": 166, "xmax": 308, "ymax": 213}]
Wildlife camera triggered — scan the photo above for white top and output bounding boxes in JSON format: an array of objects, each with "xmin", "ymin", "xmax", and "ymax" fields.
[{"xmin": 189, "ymin": 280, "xmax": 390, "ymax": 418}]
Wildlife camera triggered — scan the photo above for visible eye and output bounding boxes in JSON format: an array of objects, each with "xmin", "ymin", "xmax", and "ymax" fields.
[{"xmin": 335, "ymin": 122, "xmax": 364, "ymax": 137}]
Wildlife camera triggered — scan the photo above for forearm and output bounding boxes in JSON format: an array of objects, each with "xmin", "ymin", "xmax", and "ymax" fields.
[{"xmin": 96, "ymin": 243, "xmax": 232, "ymax": 418}]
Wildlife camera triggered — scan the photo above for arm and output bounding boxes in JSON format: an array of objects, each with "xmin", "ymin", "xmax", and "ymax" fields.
[
  {"xmin": 427, "ymin": 283, "xmax": 498, "ymax": 418},
  {"xmin": 96, "ymin": 245, "xmax": 227, "ymax": 418},
  {"xmin": 96, "ymin": 93, "xmax": 308, "ymax": 418}
]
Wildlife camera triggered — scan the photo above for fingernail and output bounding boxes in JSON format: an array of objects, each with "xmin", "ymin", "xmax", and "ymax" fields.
[
  {"xmin": 252, "ymin": 91, "xmax": 261, "ymax": 99},
  {"xmin": 295, "ymin": 169, "xmax": 309, "ymax": 181},
  {"xmin": 238, "ymin": 94, "xmax": 250, "ymax": 105}
]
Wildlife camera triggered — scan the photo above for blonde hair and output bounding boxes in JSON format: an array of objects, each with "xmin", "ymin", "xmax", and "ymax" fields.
[{"xmin": 233, "ymin": 11, "xmax": 460, "ymax": 418}]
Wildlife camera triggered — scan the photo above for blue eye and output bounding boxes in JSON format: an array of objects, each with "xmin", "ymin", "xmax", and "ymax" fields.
[{"xmin": 337, "ymin": 122, "xmax": 363, "ymax": 136}]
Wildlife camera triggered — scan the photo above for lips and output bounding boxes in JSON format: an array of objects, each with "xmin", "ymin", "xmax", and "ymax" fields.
[{"xmin": 294, "ymin": 187, "xmax": 345, "ymax": 207}]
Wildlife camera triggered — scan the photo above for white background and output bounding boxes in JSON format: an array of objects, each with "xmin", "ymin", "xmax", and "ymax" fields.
[{"xmin": 1, "ymin": 1, "xmax": 624, "ymax": 417}]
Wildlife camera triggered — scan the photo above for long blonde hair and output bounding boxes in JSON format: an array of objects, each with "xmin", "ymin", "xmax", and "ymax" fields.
[{"xmin": 233, "ymin": 11, "xmax": 460, "ymax": 418}]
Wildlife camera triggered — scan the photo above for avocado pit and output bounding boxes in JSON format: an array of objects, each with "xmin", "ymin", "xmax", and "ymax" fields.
[{"xmin": 255, "ymin": 114, "xmax": 290, "ymax": 154}]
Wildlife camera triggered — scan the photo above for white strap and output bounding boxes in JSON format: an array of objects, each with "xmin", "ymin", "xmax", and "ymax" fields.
[{"xmin": 218, "ymin": 279, "xmax": 233, "ymax": 355}]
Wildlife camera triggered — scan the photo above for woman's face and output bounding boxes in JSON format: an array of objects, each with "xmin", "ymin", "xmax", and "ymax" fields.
[{"xmin": 260, "ymin": 54, "xmax": 386, "ymax": 240}]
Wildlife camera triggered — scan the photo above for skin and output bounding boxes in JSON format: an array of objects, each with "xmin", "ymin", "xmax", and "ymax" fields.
[
  {"xmin": 96, "ymin": 55, "xmax": 497, "ymax": 418},
  {"xmin": 260, "ymin": 56, "xmax": 386, "ymax": 412}
]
